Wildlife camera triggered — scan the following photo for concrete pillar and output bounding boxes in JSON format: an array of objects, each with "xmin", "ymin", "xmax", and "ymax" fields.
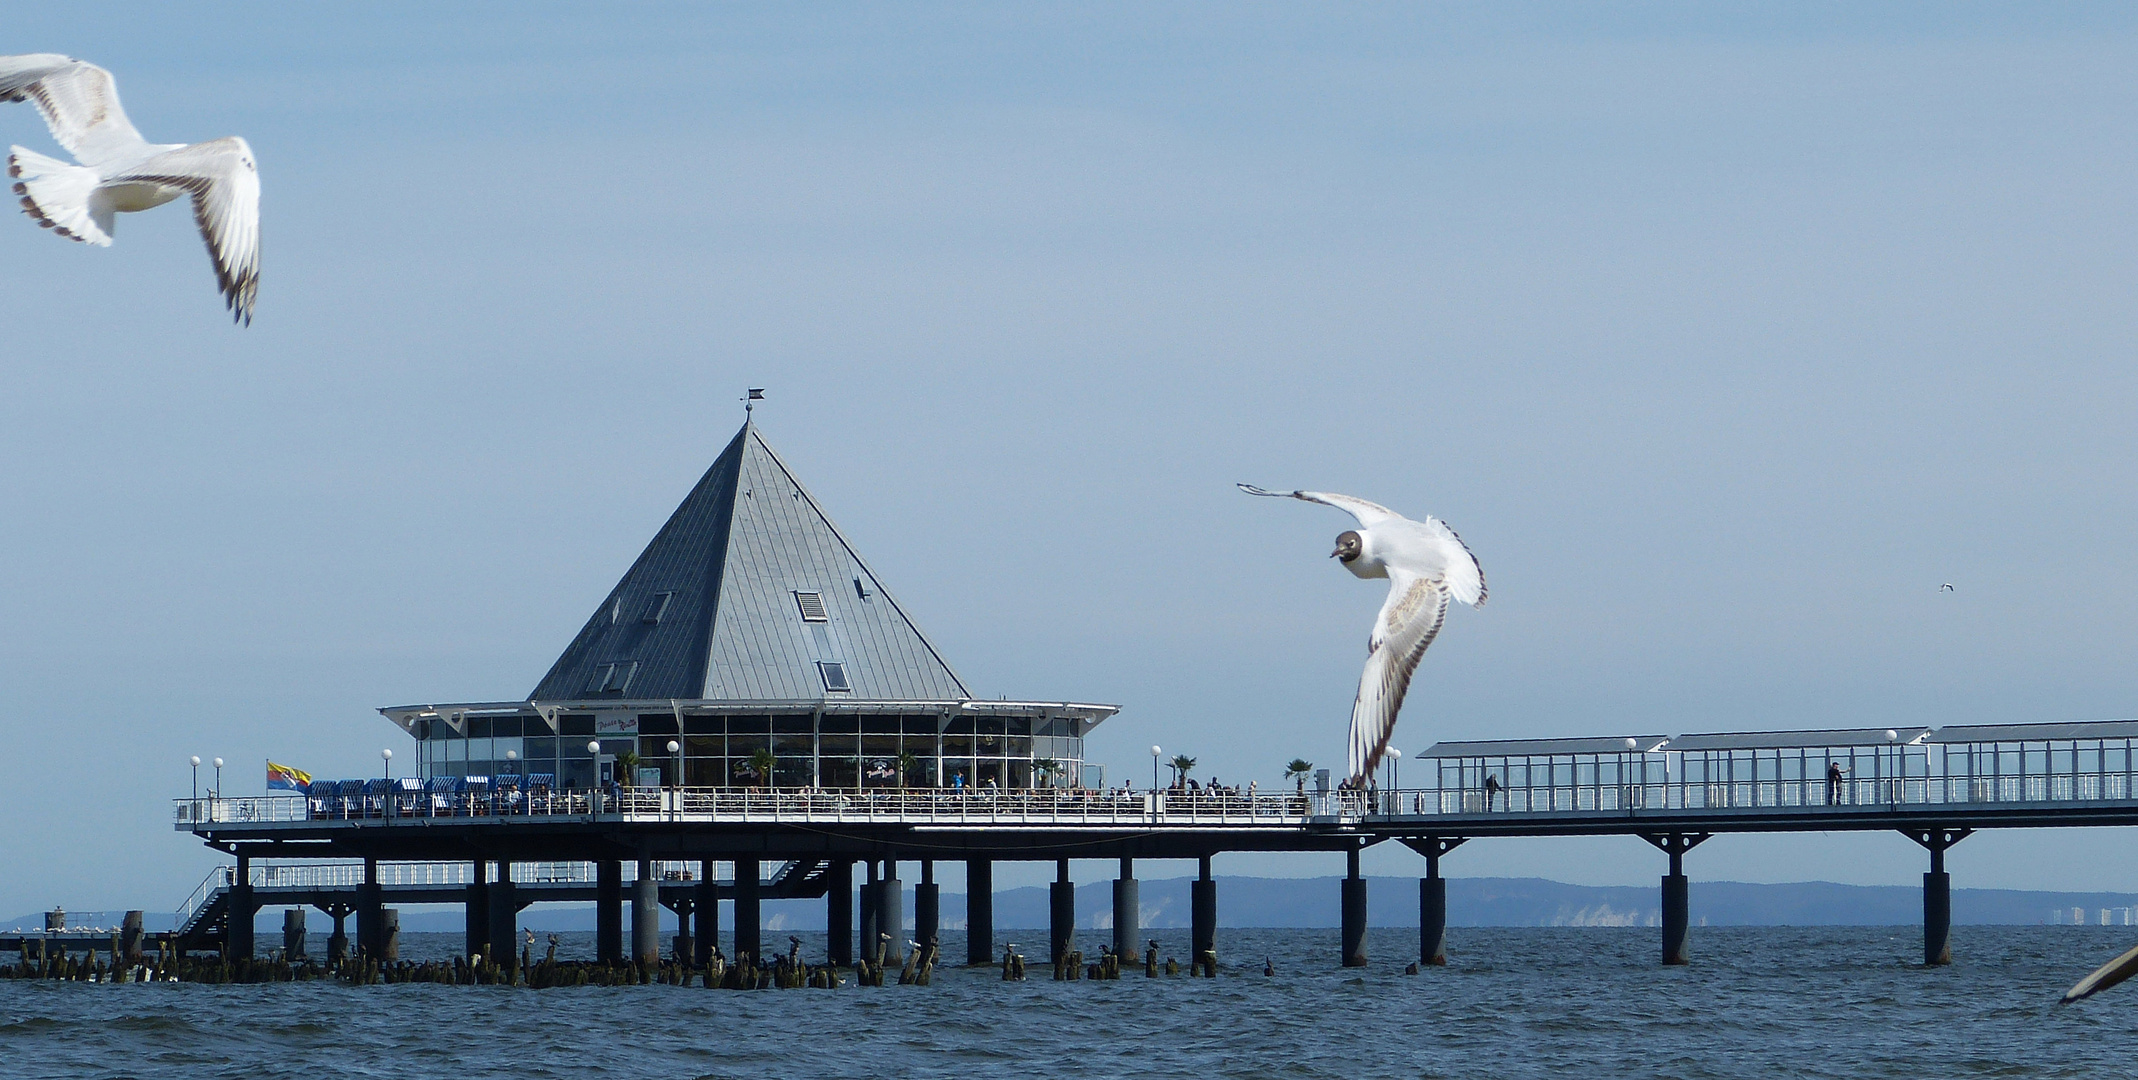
[
  {"xmin": 966, "ymin": 859, "xmax": 994, "ymax": 966},
  {"xmin": 227, "ymin": 854, "xmax": 255, "ymax": 960},
  {"xmin": 1925, "ymin": 871, "xmax": 1952, "ymax": 966},
  {"xmin": 1113, "ymin": 856, "xmax": 1139, "ymax": 960},
  {"xmin": 356, "ymin": 858, "xmax": 383, "ymax": 959},
  {"xmin": 858, "ymin": 860, "xmax": 879, "ymax": 962},
  {"xmin": 1341, "ymin": 847, "xmax": 1368, "ymax": 968},
  {"xmin": 465, "ymin": 859, "xmax": 490, "ymax": 959},
  {"xmin": 327, "ymin": 906, "xmax": 349, "ymax": 963},
  {"xmin": 1190, "ymin": 855, "xmax": 1216, "ymax": 961},
  {"xmin": 734, "ymin": 857, "xmax": 761, "ymax": 962},
  {"xmin": 914, "ymin": 860, "xmax": 940, "ymax": 951},
  {"xmin": 633, "ymin": 859, "xmax": 661, "ymax": 964},
  {"xmin": 121, "ymin": 911, "xmax": 144, "ymax": 965},
  {"xmin": 694, "ymin": 860, "xmax": 719, "ymax": 967},
  {"xmin": 596, "ymin": 859, "xmax": 623, "ymax": 963},
  {"xmin": 1420, "ymin": 876, "xmax": 1448, "ymax": 967},
  {"xmin": 1049, "ymin": 858, "xmax": 1075, "ymax": 966},
  {"xmin": 489, "ymin": 860, "xmax": 519, "ymax": 972},
  {"xmin": 878, "ymin": 862, "xmax": 905, "ymax": 965},
  {"xmin": 282, "ymin": 908, "xmax": 306, "ymax": 960},
  {"xmin": 1661, "ymin": 871, "xmax": 1690, "ymax": 965},
  {"xmin": 671, "ymin": 896, "xmax": 694, "ymax": 963},
  {"xmin": 378, "ymin": 908, "xmax": 400, "ymax": 962},
  {"xmin": 827, "ymin": 860, "xmax": 854, "ymax": 965}
]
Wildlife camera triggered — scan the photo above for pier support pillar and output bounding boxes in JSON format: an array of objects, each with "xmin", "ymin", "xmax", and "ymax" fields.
[
  {"xmin": 227, "ymin": 854, "xmax": 255, "ymax": 960},
  {"xmin": 378, "ymin": 908, "xmax": 400, "ymax": 962},
  {"xmin": 489, "ymin": 860, "xmax": 518, "ymax": 972},
  {"xmin": 122, "ymin": 911, "xmax": 144, "ymax": 965},
  {"xmin": 915, "ymin": 860, "xmax": 940, "ymax": 952},
  {"xmin": 282, "ymin": 908, "xmax": 306, "ymax": 960},
  {"xmin": 695, "ymin": 860, "xmax": 720, "ymax": 967},
  {"xmin": 465, "ymin": 859, "xmax": 490, "ymax": 959},
  {"xmin": 595, "ymin": 859, "xmax": 623, "ymax": 964},
  {"xmin": 1113, "ymin": 856, "xmax": 1140, "ymax": 961},
  {"xmin": 1191, "ymin": 855, "xmax": 1216, "ymax": 962},
  {"xmin": 1643, "ymin": 833, "xmax": 1709, "ymax": 966},
  {"xmin": 877, "ymin": 862, "xmax": 905, "ymax": 965},
  {"xmin": 633, "ymin": 859, "xmax": 661, "ymax": 965},
  {"xmin": 356, "ymin": 858, "xmax": 383, "ymax": 960},
  {"xmin": 1404, "ymin": 837, "xmax": 1467, "ymax": 967},
  {"xmin": 1049, "ymin": 859, "xmax": 1075, "ymax": 966},
  {"xmin": 1905, "ymin": 828, "xmax": 1971, "ymax": 966},
  {"xmin": 966, "ymin": 859, "xmax": 994, "ymax": 966},
  {"xmin": 827, "ymin": 860, "xmax": 853, "ymax": 965},
  {"xmin": 670, "ymin": 896, "xmax": 694, "ymax": 963},
  {"xmin": 858, "ymin": 860, "xmax": 879, "ymax": 962},
  {"xmin": 1341, "ymin": 846, "xmax": 1368, "ymax": 968},
  {"xmin": 734, "ymin": 858, "xmax": 761, "ymax": 963},
  {"xmin": 326, "ymin": 904, "xmax": 351, "ymax": 963}
]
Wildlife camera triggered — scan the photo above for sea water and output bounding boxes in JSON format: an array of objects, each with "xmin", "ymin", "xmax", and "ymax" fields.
[{"xmin": 1, "ymin": 926, "xmax": 2133, "ymax": 1079}]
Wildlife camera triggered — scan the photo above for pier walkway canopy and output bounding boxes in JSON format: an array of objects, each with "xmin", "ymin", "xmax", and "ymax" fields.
[{"xmin": 372, "ymin": 419, "xmax": 1116, "ymax": 795}]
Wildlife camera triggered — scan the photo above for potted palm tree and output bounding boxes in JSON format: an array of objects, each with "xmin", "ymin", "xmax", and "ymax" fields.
[
  {"xmin": 747, "ymin": 747, "xmax": 777, "ymax": 791},
  {"xmin": 1032, "ymin": 758, "xmax": 1061, "ymax": 790},
  {"xmin": 615, "ymin": 750, "xmax": 641, "ymax": 788},
  {"xmin": 1169, "ymin": 754, "xmax": 1197, "ymax": 790},
  {"xmin": 895, "ymin": 750, "xmax": 919, "ymax": 790},
  {"xmin": 1284, "ymin": 759, "xmax": 1314, "ymax": 795}
]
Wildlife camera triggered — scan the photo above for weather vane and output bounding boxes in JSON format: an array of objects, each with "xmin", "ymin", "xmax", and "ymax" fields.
[{"xmin": 743, "ymin": 387, "xmax": 765, "ymax": 418}]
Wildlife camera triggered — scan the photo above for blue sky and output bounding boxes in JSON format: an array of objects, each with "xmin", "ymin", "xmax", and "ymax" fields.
[{"xmin": 7, "ymin": 4, "xmax": 2138, "ymax": 913}]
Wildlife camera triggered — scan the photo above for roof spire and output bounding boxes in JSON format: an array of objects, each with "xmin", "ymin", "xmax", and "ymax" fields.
[{"xmin": 743, "ymin": 387, "xmax": 765, "ymax": 422}]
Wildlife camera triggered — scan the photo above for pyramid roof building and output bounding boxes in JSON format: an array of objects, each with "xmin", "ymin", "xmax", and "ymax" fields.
[{"xmin": 530, "ymin": 421, "xmax": 971, "ymax": 704}]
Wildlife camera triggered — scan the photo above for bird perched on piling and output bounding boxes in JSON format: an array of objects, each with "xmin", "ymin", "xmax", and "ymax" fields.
[
  {"xmin": 2, "ymin": 53, "xmax": 259, "ymax": 323},
  {"xmin": 1240, "ymin": 484, "xmax": 1486, "ymax": 786}
]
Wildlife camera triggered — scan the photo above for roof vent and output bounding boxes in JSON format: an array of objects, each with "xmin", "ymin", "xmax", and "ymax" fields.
[
  {"xmin": 818, "ymin": 661, "xmax": 852, "ymax": 693},
  {"xmin": 794, "ymin": 591, "xmax": 828, "ymax": 622},
  {"xmin": 641, "ymin": 592, "xmax": 674, "ymax": 625}
]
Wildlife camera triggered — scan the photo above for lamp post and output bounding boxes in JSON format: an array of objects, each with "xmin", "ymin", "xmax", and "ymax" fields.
[
  {"xmin": 667, "ymin": 739, "xmax": 682, "ymax": 821},
  {"xmin": 1885, "ymin": 729, "xmax": 1900, "ymax": 804},
  {"xmin": 212, "ymin": 757, "xmax": 223, "ymax": 798},
  {"xmin": 506, "ymin": 749, "xmax": 518, "ymax": 775},
  {"xmin": 190, "ymin": 756, "xmax": 200, "ymax": 802},
  {"xmin": 382, "ymin": 747, "xmax": 393, "ymax": 782}
]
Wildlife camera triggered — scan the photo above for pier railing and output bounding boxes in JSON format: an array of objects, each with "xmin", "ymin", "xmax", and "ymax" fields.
[
  {"xmin": 176, "ymin": 788, "xmax": 1320, "ymax": 828},
  {"xmin": 175, "ymin": 769, "xmax": 2138, "ymax": 834}
]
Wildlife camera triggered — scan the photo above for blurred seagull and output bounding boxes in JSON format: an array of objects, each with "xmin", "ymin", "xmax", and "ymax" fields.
[
  {"xmin": 2063, "ymin": 943, "xmax": 2138, "ymax": 1004},
  {"xmin": 2, "ymin": 54, "xmax": 259, "ymax": 323},
  {"xmin": 1239, "ymin": 484, "xmax": 1486, "ymax": 785},
  {"xmin": 1941, "ymin": 584, "xmax": 1955, "ymax": 592}
]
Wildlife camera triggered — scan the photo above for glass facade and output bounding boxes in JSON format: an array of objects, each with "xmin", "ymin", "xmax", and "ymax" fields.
[{"xmin": 415, "ymin": 708, "xmax": 1088, "ymax": 790}]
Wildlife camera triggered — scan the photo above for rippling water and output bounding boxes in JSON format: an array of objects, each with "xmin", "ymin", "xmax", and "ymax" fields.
[{"xmin": 3, "ymin": 926, "xmax": 2135, "ymax": 1079}]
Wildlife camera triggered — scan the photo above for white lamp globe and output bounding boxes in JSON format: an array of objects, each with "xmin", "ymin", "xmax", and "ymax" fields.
[
  {"xmin": 212, "ymin": 757, "xmax": 223, "ymax": 768},
  {"xmin": 381, "ymin": 748, "xmax": 393, "ymax": 761},
  {"xmin": 667, "ymin": 740, "xmax": 681, "ymax": 754},
  {"xmin": 588, "ymin": 741, "xmax": 602, "ymax": 754},
  {"xmin": 190, "ymin": 755, "xmax": 201, "ymax": 767},
  {"xmin": 1151, "ymin": 745, "xmax": 1162, "ymax": 757},
  {"xmin": 506, "ymin": 750, "xmax": 518, "ymax": 761}
]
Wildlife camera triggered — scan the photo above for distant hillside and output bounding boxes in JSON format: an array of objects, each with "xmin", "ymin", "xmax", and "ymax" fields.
[{"xmin": 31, "ymin": 876, "xmax": 2132, "ymax": 935}]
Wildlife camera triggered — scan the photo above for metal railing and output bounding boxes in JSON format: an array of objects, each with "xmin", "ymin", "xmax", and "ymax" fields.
[
  {"xmin": 1388, "ymin": 773, "xmax": 2138, "ymax": 816},
  {"xmin": 176, "ymin": 789, "xmax": 1323, "ymax": 828},
  {"xmin": 173, "ymin": 858, "xmax": 725, "ymax": 929},
  {"xmin": 175, "ymin": 770, "xmax": 2138, "ymax": 834}
]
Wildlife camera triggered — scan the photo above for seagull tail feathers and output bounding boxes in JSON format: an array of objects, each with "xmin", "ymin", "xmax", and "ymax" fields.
[
  {"xmin": 7, "ymin": 146, "xmax": 110, "ymax": 245},
  {"xmin": 1237, "ymin": 483, "xmax": 1288, "ymax": 498}
]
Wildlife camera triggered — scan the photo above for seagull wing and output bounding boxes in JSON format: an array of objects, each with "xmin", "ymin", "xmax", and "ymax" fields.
[
  {"xmin": 1348, "ymin": 569, "xmax": 1449, "ymax": 784},
  {"xmin": 0, "ymin": 55, "xmax": 153, "ymax": 169},
  {"xmin": 1237, "ymin": 484, "xmax": 1401, "ymax": 528},
  {"xmin": 2064, "ymin": 941, "xmax": 2138, "ymax": 1003},
  {"xmin": 1421, "ymin": 516, "xmax": 1487, "ymax": 608},
  {"xmin": 104, "ymin": 138, "xmax": 259, "ymax": 324}
]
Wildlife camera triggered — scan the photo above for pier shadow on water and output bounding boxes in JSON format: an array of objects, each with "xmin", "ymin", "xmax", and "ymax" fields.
[{"xmin": 1, "ymin": 925, "xmax": 2134, "ymax": 1079}]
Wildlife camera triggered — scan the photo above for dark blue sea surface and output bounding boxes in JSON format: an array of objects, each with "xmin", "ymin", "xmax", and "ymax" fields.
[{"xmin": 2, "ymin": 926, "xmax": 2135, "ymax": 1079}]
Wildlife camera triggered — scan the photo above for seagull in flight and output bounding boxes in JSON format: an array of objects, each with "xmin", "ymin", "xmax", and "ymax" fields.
[
  {"xmin": 2063, "ymin": 943, "xmax": 2138, "ymax": 1004},
  {"xmin": 1941, "ymin": 584, "xmax": 1954, "ymax": 592},
  {"xmin": 3, "ymin": 54, "xmax": 259, "ymax": 323},
  {"xmin": 1239, "ymin": 484, "xmax": 1486, "ymax": 785}
]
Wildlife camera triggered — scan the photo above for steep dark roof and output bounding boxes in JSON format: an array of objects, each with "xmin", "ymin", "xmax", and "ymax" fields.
[{"xmin": 531, "ymin": 421, "xmax": 971, "ymax": 703}]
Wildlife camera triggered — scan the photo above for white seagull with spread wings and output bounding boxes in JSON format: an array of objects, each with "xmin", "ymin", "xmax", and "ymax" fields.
[
  {"xmin": 1240, "ymin": 484, "xmax": 1486, "ymax": 786},
  {"xmin": 3, "ymin": 54, "xmax": 259, "ymax": 324}
]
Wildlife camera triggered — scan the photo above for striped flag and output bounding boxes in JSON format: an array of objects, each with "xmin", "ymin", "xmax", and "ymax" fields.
[{"xmin": 267, "ymin": 761, "xmax": 311, "ymax": 792}]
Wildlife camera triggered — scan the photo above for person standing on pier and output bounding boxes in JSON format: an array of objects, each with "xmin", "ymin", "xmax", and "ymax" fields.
[
  {"xmin": 1484, "ymin": 773, "xmax": 1501, "ymax": 811},
  {"xmin": 1826, "ymin": 761, "xmax": 1844, "ymax": 805}
]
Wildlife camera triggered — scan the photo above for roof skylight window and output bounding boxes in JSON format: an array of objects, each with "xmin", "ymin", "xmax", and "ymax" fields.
[
  {"xmin": 819, "ymin": 661, "xmax": 852, "ymax": 693},
  {"xmin": 641, "ymin": 592, "xmax": 674, "ymax": 624},
  {"xmin": 794, "ymin": 591, "xmax": 828, "ymax": 622}
]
